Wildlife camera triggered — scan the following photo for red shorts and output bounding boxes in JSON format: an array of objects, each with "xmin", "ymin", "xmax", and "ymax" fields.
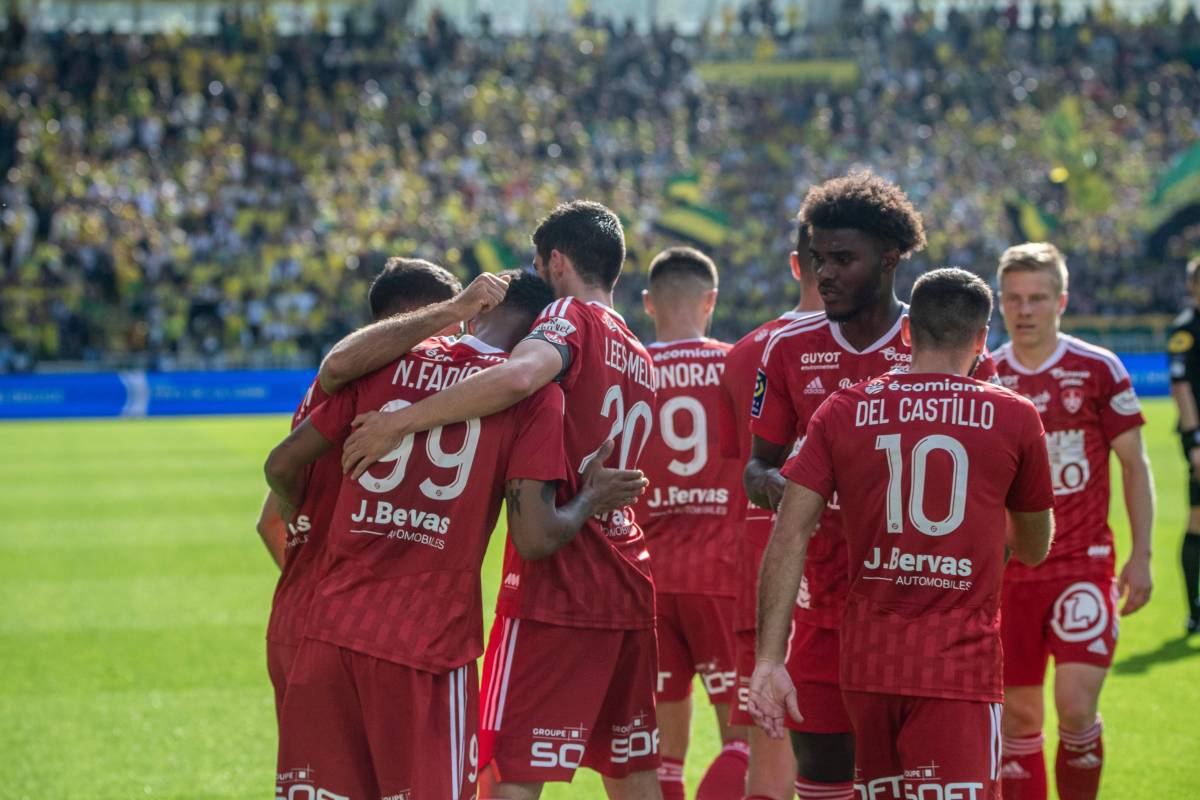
[
  {"xmin": 785, "ymin": 619, "xmax": 851, "ymax": 734},
  {"xmin": 1001, "ymin": 577, "xmax": 1119, "ymax": 686},
  {"xmin": 277, "ymin": 639, "xmax": 478, "ymax": 799},
  {"xmin": 266, "ymin": 640, "xmax": 298, "ymax": 721},
  {"xmin": 734, "ymin": 518, "xmax": 773, "ymax": 634},
  {"xmin": 479, "ymin": 615, "xmax": 660, "ymax": 782},
  {"xmin": 843, "ymin": 690, "xmax": 1002, "ymax": 800},
  {"xmin": 655, "ymin": 593, "xmax": 737, "ymax": 704},
  {"xmin": 729, "ymin": 629, "xmax": 757, "ymax": 726}
]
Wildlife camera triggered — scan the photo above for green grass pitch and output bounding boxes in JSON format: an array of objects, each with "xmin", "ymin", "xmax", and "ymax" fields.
[{"xmin": 1, "ymin": 399, "xmax": 1198, "ymax": 799}]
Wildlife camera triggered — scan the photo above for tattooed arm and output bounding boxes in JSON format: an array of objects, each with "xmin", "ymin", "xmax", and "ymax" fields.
[{"xmin": 504, "ymin": 441, "xmax": 648, "ymax": 560}]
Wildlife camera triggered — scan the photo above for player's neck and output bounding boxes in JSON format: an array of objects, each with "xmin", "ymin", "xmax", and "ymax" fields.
[
  {"xmin": 563, "ymin": 283, "xmax": 614, "ymax": 308},
  {"xmin": 836, "ymin": 297, "xmax": 904, "ymax": 351},
  {"xmin": 1010, "ymin": 333, "xmax": 1062, "ymax": 371},
  {"xmin": 909, "ymin": 351, "xmax": 974, "ymax": 377},
  {"xmin": 652, "ymin": 316, "xmax": 707, "ymax": 343},
  {"xmin": 795, "ymin": 284, "xmax": 823, "ymax": 313}
]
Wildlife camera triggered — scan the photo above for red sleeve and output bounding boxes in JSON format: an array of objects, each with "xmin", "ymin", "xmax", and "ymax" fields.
[
  {"xmin": 523, "ymin": 301, "xmax": 586, "ymax": 392},
  {"xmin": 779, "ymin": 399, "xmax": 837, "ymax": 501},
  {"xmin": 1097, "ymin": 364, "xmax": 1145, "ymax": 443},
  {"xmin": 1005, "ymin": 401, "xmax": 1056, "ymax": 512},
  {"xmin": 973, "ymin": 349, "xmax": 998, "ymax": 382},
  {"xmin": 505, "ymin": 384, "xmax": 569, "ymax": 483},
  {"xmin": 308, "ymin": 381, "xmax": 359, "ymax": 446},
  {"xmin": 749, "ymin": 339, "xmax": 798, "ymax": 446},
  {"xmin": 716, "ymin": 372, "xmax": 741, "ymax": 459}
]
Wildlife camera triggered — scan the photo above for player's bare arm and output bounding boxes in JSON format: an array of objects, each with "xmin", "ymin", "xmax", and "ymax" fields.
[
  {"xmin": 744, "ymin": 435, "xmax": 789, "ymax": 510},
  {"xmin": 506, "ymin": 440, "xmax": 650, "ymax": 560},
  {"xmin": 264, "ymin": 419, "xmax": 334, "ymax": 521},
  {"xmin": 341, "ymin": 337, "xmax": 563, "ymax": 478},
  {"xmin": 748, "ymin": 480, "xmax": 824, "ymax": 739},
  {"xmin": 255, "ymin": 491, "xmax": 288, "ymax": 569},
  {"xmin": 1112, "ymin": 426, "xmax": 1155, "ymax": 615},
  {"xmin": 318, "ymin": 273, "xmax": 512, "ymax": 395},
  {"xmin": 1006, "ymin": 509, "xmax": 1055, "ymax": 566}
]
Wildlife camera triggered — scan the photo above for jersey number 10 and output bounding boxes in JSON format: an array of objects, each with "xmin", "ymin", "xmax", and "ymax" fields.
[{"xmin": 875, "ymin": 433, "xmax": 969, "ymax": 537}]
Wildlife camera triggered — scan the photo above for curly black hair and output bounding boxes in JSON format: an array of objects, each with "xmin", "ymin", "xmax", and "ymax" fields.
[
  {"xmin": 799, "ymin": 171, "xmax": 927, "ymax": 257},
  {"xmin": 497, "ymin": 269, "xmax": 556, "ymax": 319}
]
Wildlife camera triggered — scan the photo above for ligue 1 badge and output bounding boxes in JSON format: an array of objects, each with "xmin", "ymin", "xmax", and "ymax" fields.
[{"xmin": 1062, "ymin": 387, "xmax": 1084, "ymax": 414}]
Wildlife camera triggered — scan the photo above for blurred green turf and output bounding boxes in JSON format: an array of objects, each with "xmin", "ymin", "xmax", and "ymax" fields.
[{"xmin": 1, "ymin": 401, "xmax": 1197, "ymax": 798}]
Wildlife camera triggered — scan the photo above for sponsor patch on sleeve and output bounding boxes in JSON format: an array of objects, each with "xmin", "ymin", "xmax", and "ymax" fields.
[
  {"xmin": 1168, "ymin": 330, "xmax": 1194, "ymax": 354},
  {"xmin": 751, "ymin": 369, "xmax": 768, "ymax": 418},
  {"xmin": 1110, "ymin": 387, "xmax": 1142, "ymax": 416},
  {"xmin": 528, "ymin": 316, "xmax": 577, "ymax": 347}
]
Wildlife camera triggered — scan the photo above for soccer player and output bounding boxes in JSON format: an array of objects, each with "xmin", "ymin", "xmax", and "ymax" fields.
[
  {"xmin": 716, "ymin": 218, "xmax": 823, "ymax": 799},
  {"xmin": 749, "ymin": 267, "xmax": 1056, "ymax": 800},
  {"xmin": 258, "ymin": 258, "xmax": 490, "ymax": 714},
  {"xmin": 993, "ymin": 242, "xmax": 1155, "ymax": 800},
  {"xmin": 341, "ymin": 201, "xmax": 662, "ymax": 798},
  {"xmin": 263, "ymin": 271, "xmax": 649, "ymax": 799},
  {"xmin": 1167, "ymin": 255, "xmax": 1200, "ymax": 634},
  {"xmin": 636, "ymin": 246, "xmax": 745, "ymax": 799},
  {"xmin": 743, "ymin": 171, "xmax": 935, "ymax": 800}
]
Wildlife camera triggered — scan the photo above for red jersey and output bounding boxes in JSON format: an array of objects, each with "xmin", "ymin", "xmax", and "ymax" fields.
[
  {"xmin": 307, "ymin": 335, "xmax": 567, "ymax": 673},
  {"xmin": 717, "ymin": 310, "xmax": 822, "ymax": 539},
  {"xmin": 993, "ymin": 335, "xmax": 1145, "ymax": 582},
  {"xmin": 783, "ymin": 373, "xmax": 1054, "ymax": 702},
  {"xmin": 636, "ymin": 338, "xmax": 739, "ymax": 596},
  {"xmin": 266, "ymin": 378, "xmax": 339, "ymax": 647},
  {"xmin": 495, "ymin": 298, "xmax": 658, "ymax": 629},
  {"xmin": 750, "ymin": 312, "xmax": 909, "ymax": 630}
]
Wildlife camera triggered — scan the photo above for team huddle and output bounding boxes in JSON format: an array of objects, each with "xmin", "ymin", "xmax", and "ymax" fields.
[{"xmin": 258, "ymin": 172, "xmax": 1155, "ymax": 800}]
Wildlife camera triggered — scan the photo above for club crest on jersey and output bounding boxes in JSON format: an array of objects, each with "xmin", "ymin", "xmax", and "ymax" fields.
[
  {"xmin": 751, "ymin": 369, "xmax": 767, "ymax": 417},
  {"xmin": 1062, "ymin": 387, "xmax": 1084, "ymax": 414}
]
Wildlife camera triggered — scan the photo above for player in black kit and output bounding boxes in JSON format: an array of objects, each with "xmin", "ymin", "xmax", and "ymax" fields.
[{"xmin": 1167, "ymin": 256, "xmax": 1200, "ymax": 634}]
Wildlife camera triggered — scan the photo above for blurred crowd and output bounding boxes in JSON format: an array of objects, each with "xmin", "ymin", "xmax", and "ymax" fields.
[{"xmin": 1, "ymin": 2, "xmax": 1198, "ymax": 371}]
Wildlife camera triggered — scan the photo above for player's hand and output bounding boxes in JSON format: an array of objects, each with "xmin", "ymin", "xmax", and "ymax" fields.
[
  {"xmin": 581, "ymin": 440, "xmax": 649, "ymax": 515},
  {"xmin": 449, "ymin": 273, "xmax": 512, "ymax": 320},
  {"xmin": 747, "ymin": 658, "xmax": 803, "ymax": 739},
  {"xmin": 764, "ymin": 469, "xmax": 787, "ymax": 511},
  {"xmin": 1118, "ymin": 555, "xmax": 1153, "ymax": 616},
  {"xmin": 342, "ymin": 409, "xmax": 411, "ymax": 479}
]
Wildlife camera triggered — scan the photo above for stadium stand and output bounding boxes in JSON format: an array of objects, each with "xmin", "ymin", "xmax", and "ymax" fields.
[{"xmin": 1, "ymin": 2, "xmax": 1198, "ymax": 372}]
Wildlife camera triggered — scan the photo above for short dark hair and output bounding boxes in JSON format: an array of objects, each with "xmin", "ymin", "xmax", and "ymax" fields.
[
  {"xmin": 646, "ymin": 246, "xmax": 718, "ymax": 291},
  {"xmin": 800, "ymin": 171, "xmax": 927, "ymax": 257},
  {"xmin": 909, "ymin": 268, "xmax": 993, "ymax": 350},
  {"xmin": 496, "ymin": 269, "xmax": 556, "ymax": 321},
  {"xmin": 794, "ymin": 212, "xmax": 816, "ymax": 282},
  {"xmin": 532, "ymin": 200, "xmax": 626, "ymax": 290},
  {"xmin": 368, "ymin": 258, "xmax": 461, "ymax": 319}
]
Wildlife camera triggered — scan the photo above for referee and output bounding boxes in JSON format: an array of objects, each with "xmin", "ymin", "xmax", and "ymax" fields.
[{"xmin": 1167, "ymin": 255, "xmax": 1200, "ymax": 635}]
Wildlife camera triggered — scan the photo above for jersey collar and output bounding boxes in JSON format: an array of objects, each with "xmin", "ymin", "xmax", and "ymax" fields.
[
  {"xmin": 828, "ymin": 306, "xmax": 906, "ymax": 356},
  {"xmin": 585, "ymin": 299, "xmax": 627, "ymax": 325},
  {"xmin": 1003, "ymin": 335, "xmax": 1068, "ymax": 375},
  {"xmin": 648, "ymin": 337, "xmax": 709, "ymax": 348},
  {"xmin": 457, "ymin": 334, "xmax": 506, "ymax": 355}
]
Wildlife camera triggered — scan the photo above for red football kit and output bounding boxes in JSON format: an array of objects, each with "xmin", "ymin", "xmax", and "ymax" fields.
[
  {"xmin": 716, "ymin": 309, "xmax": 819, "ymax": 725},
  {"xmin": 265, "ymin": 377, "xmax": 338, "ymax": 715},
  {"xmin": 783, "ymin": 371, "xmax": 1055, "ymax": 799},
  {"xmin": 276, "ymin": 335, "xmax": 567, "ymax": 800},
  {"xmin": 751, "ymin": 310, "xmax": 997, "ymax": 732},
  {"xmin": 637, "ymin": 337, "xmax": 740, "ymax": 704},
  {"xmin": 993, "ymin": 336, "xmax": 1145, "ymax": 684},
  {"xmin": 482, "ymin": 298, "xmax": 661, "ymax": 782}
]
